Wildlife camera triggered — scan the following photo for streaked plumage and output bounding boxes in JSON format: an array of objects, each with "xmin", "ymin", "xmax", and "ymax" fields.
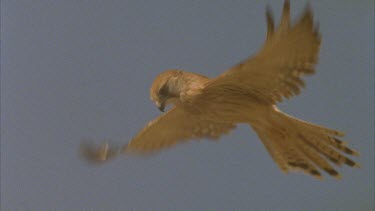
[{"xmin": 81, "ymin": 0, "xmax": 359, "ymax": 179}]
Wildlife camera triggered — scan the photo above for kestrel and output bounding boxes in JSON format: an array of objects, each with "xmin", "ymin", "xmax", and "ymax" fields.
[{"xmin": 81, "ymin": 0, "xmax": 360, "ymax": 179}]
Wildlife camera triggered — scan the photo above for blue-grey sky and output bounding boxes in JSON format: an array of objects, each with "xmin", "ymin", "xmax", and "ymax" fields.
[{"xmin": 2, "ymin": 1, "xmax": 374, "ymax": 210}]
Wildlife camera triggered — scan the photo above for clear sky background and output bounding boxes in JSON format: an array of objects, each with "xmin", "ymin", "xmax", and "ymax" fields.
[{"xmin": 2, "ymin": 1, "xmax": 374, "ymax": 210}]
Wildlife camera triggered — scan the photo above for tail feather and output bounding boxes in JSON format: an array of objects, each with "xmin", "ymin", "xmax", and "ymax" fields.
[
  {"xmin": 302, "ymin": 136, "xmax": 359, "ymax": 168},
  {"xmin": 327, "ymin": 137, "xmax": 359, "ymax": 156},
  {"xmin": 251, "ymin": 109, "xmax": 359, "ymax": 179},
  {"xmin": 296, "ymin": 134, "xmax": 341, "ymax": 179},
  {"xmin": 254, "ymin": 128, "xmax": 289, "ymax": 173},
  {"xmin": 298, "ymin": 121, "xmax": 360, "ymax": 157},
  {"xmin": 280, "ymin": 112, "xmax": 345, "ymax": 137},
  {"xmin": 253, "ymin": 124, "xmax": 323, "ymax": 179}
]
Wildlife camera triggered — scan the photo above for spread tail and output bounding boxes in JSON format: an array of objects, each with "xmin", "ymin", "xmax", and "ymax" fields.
[{"xmin": 251, "ymin": 109, "xmax": 359, "ymax": 180}]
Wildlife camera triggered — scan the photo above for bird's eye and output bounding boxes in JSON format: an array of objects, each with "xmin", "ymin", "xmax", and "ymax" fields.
[{"xmin": 158, "ymin": 84, "xmax": 169, "ymax": 98}]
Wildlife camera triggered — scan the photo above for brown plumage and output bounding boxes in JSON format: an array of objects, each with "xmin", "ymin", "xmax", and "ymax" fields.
[{"xmin": 81, "ymin": 0, "xmax": 360, "ymax": 180}]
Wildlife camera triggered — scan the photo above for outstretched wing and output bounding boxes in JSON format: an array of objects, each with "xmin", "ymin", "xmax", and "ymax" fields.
[
  {"xmin": 81, "ymin": 107, "xmax": 236, "ymax": 162},
  {"xmin": 125, "ymin": 107, "xmax": 236, "ymax": 154},
  {"xmin": 200, "ymin": 1, "xmax": 321, "ymax": 105}
]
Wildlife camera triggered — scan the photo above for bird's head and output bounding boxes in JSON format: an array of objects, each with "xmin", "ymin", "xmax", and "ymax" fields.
[{"xmin": 150, "ymin": 69, "xmax": 183, "ymax": 112}]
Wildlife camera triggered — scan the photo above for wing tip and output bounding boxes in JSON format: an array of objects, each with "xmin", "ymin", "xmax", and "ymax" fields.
[
  {"xmin": 266, "ymin": 4, "xmax": 275, "ymax": 39},
  {"xmin": 283, "ymin": 0, "xmax": 290, "ymax": 14},
  {"xmin": 79, "ymin": 141, "xmax": 121, "ymax": 163}
]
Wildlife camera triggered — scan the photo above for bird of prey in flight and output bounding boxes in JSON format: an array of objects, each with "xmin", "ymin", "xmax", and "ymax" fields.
[{"xmin": 81, "ymin": 0, "xmax": 360, "ymax": 179}]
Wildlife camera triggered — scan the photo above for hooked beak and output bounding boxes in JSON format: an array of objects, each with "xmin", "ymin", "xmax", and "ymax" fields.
[{"xmin": 156, "ymin": 101, "xmax": 165, "ymax": 112}]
